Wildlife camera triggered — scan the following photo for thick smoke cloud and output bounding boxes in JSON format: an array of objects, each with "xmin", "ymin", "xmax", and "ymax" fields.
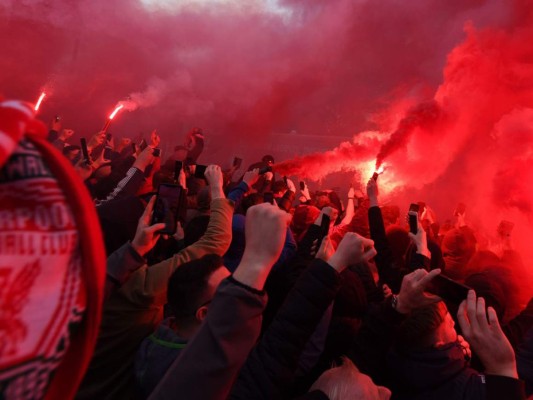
[{"xmin": 1, "ymin": 0, "xmax": 532, "ymax": 292}]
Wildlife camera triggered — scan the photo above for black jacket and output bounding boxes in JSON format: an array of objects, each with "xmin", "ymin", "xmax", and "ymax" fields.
[{"xmin": 230, "ymin": 259, "xmax": 342, "ymax": 400}]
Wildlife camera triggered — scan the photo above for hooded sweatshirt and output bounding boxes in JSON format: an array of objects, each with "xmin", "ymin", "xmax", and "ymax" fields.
[{"xmin": 134, "ymin": 318, "xmax": 187, "ymax": 399}]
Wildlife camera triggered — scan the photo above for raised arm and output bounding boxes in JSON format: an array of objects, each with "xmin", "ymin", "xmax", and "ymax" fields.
[{"xmin": 149, "ymin": 203, "xmax": 291, "ymax": 400}]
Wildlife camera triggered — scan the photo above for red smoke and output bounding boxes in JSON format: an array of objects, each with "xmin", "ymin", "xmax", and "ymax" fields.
[{"xmin": 1, "ymin": 0, "xmax": 532, "ymax": 295}]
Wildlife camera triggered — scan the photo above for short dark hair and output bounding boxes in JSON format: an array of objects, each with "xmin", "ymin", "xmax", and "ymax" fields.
[
  {"xmin": 396, "ymin": 302, "xmax": 447, "ymax": 352},
  {"xmin": 271, "ymin": 180, "xmax": 288, "ymax": 194},
  {"xmin": 167, "ymin": 254, "xmax": 223, "ymax": 324}
]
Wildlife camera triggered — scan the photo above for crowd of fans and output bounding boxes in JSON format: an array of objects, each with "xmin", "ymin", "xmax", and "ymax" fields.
[{"xmin": 1, "ymin": 99, "xmax": 532, "ymax": 399}]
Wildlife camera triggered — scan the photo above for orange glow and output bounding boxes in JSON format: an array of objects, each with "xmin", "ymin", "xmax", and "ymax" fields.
[
  {"xmin": 34, "ymin": 92, "xmax": 46, "ymax": 111},
  {"xmin": 109, "ymin": 104, "xmax": 124, "ymax": 119}
]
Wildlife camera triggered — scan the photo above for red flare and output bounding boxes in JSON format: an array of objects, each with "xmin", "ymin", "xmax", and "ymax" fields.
[
  {"xmin": 34, "ymin": 92, "xmax": 46, "ymax": 112},
  {"xmin": 109, "ymin": 104, "xmax": 124, "ymax": 119}
]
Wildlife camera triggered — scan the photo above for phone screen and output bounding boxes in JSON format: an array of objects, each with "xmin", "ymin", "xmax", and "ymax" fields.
[
  {"xmin": 174, "ymin": 161, "xmax": 183, "ymax": 182},
  {"xmin": 80, "ymin": 138, "xmax": 91, "ymax": 165},
  {"xmin": 320, "ymin": 214, "xmax": 331, "ymax": 237},
  {"xmin": 408, "ymin": 203, "xmax": 419, "ymax": 234},
  {"xmin": 194, "ymin": 164, "xmax": 207, "ymax": 179},
  {"xmin": 427, "ymin": 274, "xmax": 471, "ymax": 304},
  {"xmin": 103, "ymin": 147, "xmax": 113, "ymax": 160},
  {"xmin": 233, "ymin": 157, "xmax": 243, "ymax": 169},
  {"xmin": 152, "ymin": 184, "xmax": 183, "ymax": 234}
]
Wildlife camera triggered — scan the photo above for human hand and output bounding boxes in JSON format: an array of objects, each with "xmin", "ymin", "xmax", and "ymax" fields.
[
  {"xmin": 285, "ymin": 178, "xmax": 296, "ymax": 193},
  {"xmin": 233, "ymin": 203, "xmax": 291, "ymax": 289},
  {"xmin": 264, "ymin": 171, "xmax": 273, "ymax": 181},
  {"xmin": 59, "ymin": 128, "xmax": 75, "ymax": 142},
  {"xmin": 316, "ymin": 235, "xmax": 335, "ymax": 263},
  {"xmin": 300, "ymin": 181, "xmax": 311, "ymax": 201},
  {"xmin": 408, "ymin": 219, "xmax": 431, "ymax": 258},
  {"xmin": 150, "ymin": 129, "xmax": 161, "ymax": 148},
  {"xmin": 395, "ymin": 269, "xmax": 441, "ymax": 314},
  {"xmin": 382, "ymin": 284, "xmax": 393, "ymax": 299},
  {"xmin": 327, "ymin": 233, "xmax": 376, "ymax": 273},
  {"xmin": 119, "ymin": 137, "xmax": 132, "ymax": 149},
  {"xmin": 205, "ymin": 165, "xmax": 224, "ymax": 199},
  {"xmin": 133, "ymin": 146, "xmax": 155, "ymax": 172},
  {"xmin": 457, "ymin": 290, "xmax": 517, "ymax": 378},
  {"xmin": 456, "ymin": 212, "xmax": 466, "ymax": 228},
  {"xmin": 50, "ymin": 117, "xmax": 62, "ymax": 132},
  {"xmin": 74, "ymin": 159, "xmax": 94, "ymax": 181},
  {"xmin": 243, "ymin": 168, "xmax": 260, "ymax": 188},
  {"xmin": 92, "ymin": 149, "xmax": 111, "ymax": 170},
  {"xmin": 87, "ymin": 130, "xmax": 106, "ymax": 151},
  {"xmin": 178, "ymin": 169, "xmax": 187, "ymax": 189},
  {"xmin": 173, "ymin": 221, "xmax": 185, "ymax": 241},
  {"xmin": 131, "ymin": 196, "xmax": 166, "ymax": 257},
  {"xmin": 366, "ymin": 178, "xmax": 379, "ymax": 207}
]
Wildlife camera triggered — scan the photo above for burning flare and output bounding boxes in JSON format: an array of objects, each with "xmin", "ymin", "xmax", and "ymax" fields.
[
  {"xmin": 34, "ymin": 92, "xmax": 46, "ymax": 112},
  {"xmin": 103, "ymin": 103, "xmax": 125, "ymax": 132},
  {"xmin": 109, "ymin": 104, "xmax": 124, "ymax": 119}
]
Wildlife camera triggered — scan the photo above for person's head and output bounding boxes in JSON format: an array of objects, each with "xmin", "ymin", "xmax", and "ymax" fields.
[
  {"xmin": 167, "ymin": 254, "xmax": 230, "ymax": 338},
  {"xmin": 240, "ymin": 192, "xmax": 263, "ymax": 215},
  {"xmin": 380, "ymin": 205, "xmax": 400, "ymax": 227},
  {"xmin": 262, "ymin": 154, "xmax": 274, "ymax": 165},
  {"xmin": 174, "ymin": 145, "xmax": 188, "ymax": 161},
  {"xmin": 396, "ymin": 301, "xmax": 457, "ymax": 352},
  {"xmin": 310, "ymin": 357, "xmax": 391, "ymax": 400},
  {"xmin": 271, "ymin": 180, "xmax": 288, "ymax": 196}
]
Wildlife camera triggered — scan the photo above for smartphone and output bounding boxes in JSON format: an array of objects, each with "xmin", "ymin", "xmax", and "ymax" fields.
[
  {"xmin": 139, "ymin": 139, "xmax": 148, "ymax": 151},
  {"xmin": 105, "ymin": 133, "xmax": 112, "ymax": 142},
  {"xmin": 454, "ymin": 203, "xmax": 466, "ymax": 216},
  {"xmin": 372, "ymin": 172, "xmax": 379, "ymax": 181},
  {"xmin": 299, "ymin": 181, "xmax": 305, "ymax": 191},
  {"xmin": 283, "ymin": 176, "xmax": 288, "ymax": 185},
  {"xmin": 497, "ymin": 220, "xmax": 514, "ymax": 237},
  {"xmin": 194, "ymin": 164, "xmax": 207, "ymax": 179},
  {"xmin": 153, "ymin": 148, "xmax": 161, "ymax": 157},
  {"xmin": 408, "ymin": 203, "xmax": 419, "ymax": 234},
  {"xmin": 131, "ymin": 142, "xmax": 137, "ymax": 153},
  {"xmin": 80, "ymin": 138, "xmax": 91, "ymax": 165},
  {"xmin": 233, "ymin": 157, "xmax": 243, "ymax": 169},
  {"xmin": 263, "ymin": 192, "xmax": 274, "ymax": 205},
  {"xmin": 54, "ymin": 115, "xmax": 61, "ymax": 122},
  {"xmin": 427, "ymin": 274, "xmax": 472, "ymax": 304},
  {"xmin": 103, "ymin": 147, "xmax": 113, "ymax": 160},
  {"xmin": 151, "ymin": 183, "xmax": 183, "ymax": 234},
  {"xmin": 259, "ymin": 166, "xmax": 273, "ymax": 175},
  {"xmin": 174, "ymin": 161, "xmax": 183, "ymax": 182},
  {"xmin": 320, "ymin": 214, "xmax": 331, "ymax": 238}
]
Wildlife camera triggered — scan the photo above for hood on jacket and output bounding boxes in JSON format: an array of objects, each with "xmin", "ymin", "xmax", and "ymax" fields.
[
  {"xmin": 387, "ymin": 342, "xmax": 484, "ymax": 399},
  {"xmin": 135, "ymin": 318, "xmax": 187, "ymax": 399}
]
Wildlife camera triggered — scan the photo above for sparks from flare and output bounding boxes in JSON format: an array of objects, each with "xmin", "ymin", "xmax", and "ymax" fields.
[{"xmin": 34, "ymin": 92, "xmax": 46, "ymax": 111}]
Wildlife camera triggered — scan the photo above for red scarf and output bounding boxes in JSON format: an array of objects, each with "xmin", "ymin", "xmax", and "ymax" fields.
[{"xmin": 0, "ymin": 100, "xmax": 106, "ymax": 400}]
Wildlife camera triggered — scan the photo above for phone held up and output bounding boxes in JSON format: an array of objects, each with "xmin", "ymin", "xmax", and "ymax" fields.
[
  {"xmin": 408, "ymin": 203, "xmax": 419, "ymax": 234},
  {"xmin": 151, "ymin": 183, "xmax": 186, "ymax": 235}
]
